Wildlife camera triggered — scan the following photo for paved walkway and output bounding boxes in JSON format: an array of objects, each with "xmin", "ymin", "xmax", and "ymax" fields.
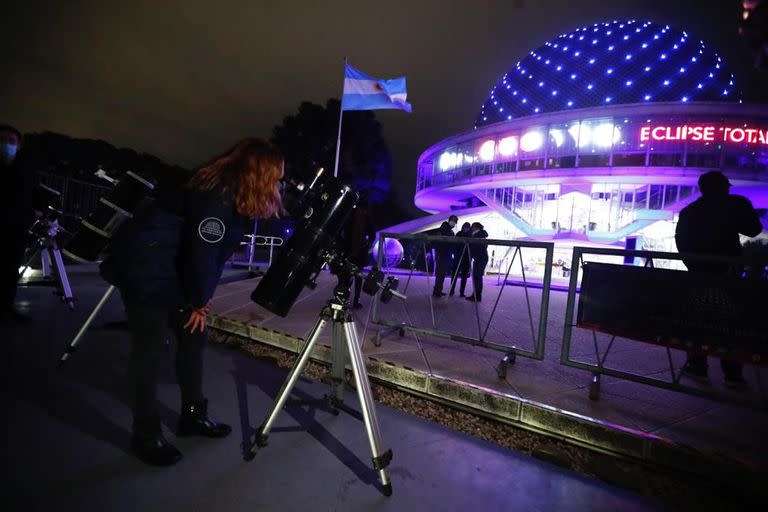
[
  {"xmin": 211, "ymin": 270, "xmax": 768, "ymax": 472},
  {"xmin": 2, "ymin": 268, "xmax": 665, "ymax": 511}
]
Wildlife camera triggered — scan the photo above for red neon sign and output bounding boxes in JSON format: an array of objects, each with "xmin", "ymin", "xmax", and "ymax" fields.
[{"xmin": 639, "ymin": 124, "xmax": 768, "ymax": 145}]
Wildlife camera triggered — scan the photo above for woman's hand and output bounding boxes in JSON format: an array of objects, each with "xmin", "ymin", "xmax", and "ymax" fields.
[{"xmin": 184, "ymin": 306, "xmax": 208, "ymax": 334}]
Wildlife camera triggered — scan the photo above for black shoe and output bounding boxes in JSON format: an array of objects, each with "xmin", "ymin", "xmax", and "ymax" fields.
[
  {"xmin": 466, "ymin": 295, "xmax": 481, "ymax": 302},
  {"xmin": 177, "ymin": 399, "xmax": 232, "ymax": 438},
  {"xmin": 448, "ymin": 291, "xmax": 455, "ymax": 296},
  {"xmin": 353, "ymin": 302, "xmax": 363, "ymax": 309},
  {"xmin": 459, "ymin": 293, "xmax": 465, "ymax": 297},
  {"xmin": 432, "ymin": 291, "xmax": 445, "ymax": 298},
  {"xmin": 130, "ymin": 432, "xmax": 183, "ymax": 466},
  {"xmin": 681, "ymin": 362, "xmax": 709, "ymax": 383}
]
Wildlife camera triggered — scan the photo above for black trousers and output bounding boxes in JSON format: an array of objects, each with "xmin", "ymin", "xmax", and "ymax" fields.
[
  {"xmin": 471, "ymin": 258, "xmax": 488, "ymax": 299},
  {"xmin": 433, "ymin": 252, "xmax": 452, "ymax": 293},
  {"xmin": 122, "ymin": 294, "xmax": 206, "ymax": 423}
]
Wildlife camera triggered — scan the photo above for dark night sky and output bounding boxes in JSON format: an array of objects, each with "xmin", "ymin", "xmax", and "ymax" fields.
[{"xmin": 3, "ymin": 0, "xmax": 764, "ymax": 213}]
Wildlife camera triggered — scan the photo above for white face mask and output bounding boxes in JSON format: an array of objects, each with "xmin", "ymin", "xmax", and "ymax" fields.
[{"xmin": 0, "ymin": 143, "xmax": 18, "ymax": 162}]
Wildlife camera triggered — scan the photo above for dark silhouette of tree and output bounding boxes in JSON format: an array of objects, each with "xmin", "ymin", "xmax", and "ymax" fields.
[
  {"xmin": 271, "ymin": 98, "xmax": 393, "ymax": 206},
  {"xmin": 20, "ymin": 131, "xmax": 189, "ymax": 189}
]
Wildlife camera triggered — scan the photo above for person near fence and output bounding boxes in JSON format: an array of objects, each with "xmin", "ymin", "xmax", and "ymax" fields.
[
  {"xmin": 100, "ymin": 138, "xmax": 283, "ymax": 466},
  {"xmin": 449, "ymin": 222, "xmax": 472, "ymax": 297},
  {"xmin": 0, "ymin": 124, "xmax": 42, "ymax": 323},
  {"xmin": 432, "ymin": 214, "xmax": 458, "ymax": 297},
  {"xmin": 467, "ymin": 222, "xmax": 489, "ymax": 302},
  {"xmin": 675, "ymin": 170, "xmax": 763, "ymax": 388}
]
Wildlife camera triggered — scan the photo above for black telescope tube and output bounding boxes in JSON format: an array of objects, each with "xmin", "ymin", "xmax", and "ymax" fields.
[{"xmin": 251, "ymin": 175, "xmax": 358, "ymax": 317}]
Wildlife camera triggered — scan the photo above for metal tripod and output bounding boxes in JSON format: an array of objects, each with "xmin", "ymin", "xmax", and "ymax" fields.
[
  {"xmin": 245, "ymin": 272, "xmax": 394, "ymax": 496},
  {"xmin": 19, "ymin": 219, "xmax": 75, "ymax": 310}
]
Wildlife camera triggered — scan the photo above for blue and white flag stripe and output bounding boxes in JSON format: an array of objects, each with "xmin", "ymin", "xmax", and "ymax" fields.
[{"xmin": 341, "ymin": 64, "xmax": 412, "ymax": 113}]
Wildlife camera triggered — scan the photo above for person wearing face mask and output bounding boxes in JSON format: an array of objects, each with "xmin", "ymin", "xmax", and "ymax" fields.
[{"xmin": 0, "ymin": 124, "xmax": 37, "ymax": 322}]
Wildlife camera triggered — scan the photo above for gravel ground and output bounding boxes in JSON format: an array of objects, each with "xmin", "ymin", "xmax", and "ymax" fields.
[{"xmin": 210, "ymin": 330, "xmax": 760, "ymax": 511}]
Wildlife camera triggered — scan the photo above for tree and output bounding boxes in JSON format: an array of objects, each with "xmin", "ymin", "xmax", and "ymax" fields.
[{"xmin": 271, "ymin": 98, "xmax": 393, "ymax": 207}]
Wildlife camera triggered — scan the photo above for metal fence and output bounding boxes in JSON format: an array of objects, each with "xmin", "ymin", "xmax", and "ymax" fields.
[
  {"xmin": 371, "ymin": 232, "xmax": 554, "ymax": 378},
  {"xmin": 562, "ymin": 246, "xmax": 768, "ymax": 408}
]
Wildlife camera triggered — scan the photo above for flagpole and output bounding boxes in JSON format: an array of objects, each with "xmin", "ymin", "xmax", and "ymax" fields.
[{"xmin": 333, "ymin": 57, "xmax": 347, "ymax": 178}]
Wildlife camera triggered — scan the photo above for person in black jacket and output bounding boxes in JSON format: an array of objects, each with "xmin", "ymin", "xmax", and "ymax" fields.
[
  {"xmin": 0, "ymin": 124, "xmax": 42, "ymax": 322},
  {"xmin": 675, "ymin": 171, "xmax": 763, "ymax": 388},
  {"xmin": 449, "ymin": 222, "xmax": 472, "ymax": 297},
  {"xmin": 432, "ymin": 214, "xmax": 457, "ymax": 297},
  {"xmin": 100, "ymin": 138, "xmax": 283, "ymax": 466},
  {"xmin": 466, "ymin": 222, "xmax": 489, "ymax": 302}
]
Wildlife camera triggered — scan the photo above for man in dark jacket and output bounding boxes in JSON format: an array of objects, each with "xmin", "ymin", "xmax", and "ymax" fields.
[
  {"xmin": 0, "ymin": 124, "xmax": 40, "ymax": 322},
  {"xmin": 675, "ymin": 171, "xmax": 763, "ymax": 387},
  {"xmin": 467, "ymin": 222, "xmax": 489, "ymax": 302},
  {"xmin": 432, "ymin": 214, "xmax": 457, "ymax": 297}
]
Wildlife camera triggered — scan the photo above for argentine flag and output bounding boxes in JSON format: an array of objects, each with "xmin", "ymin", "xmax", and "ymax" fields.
[{"xmin": 341, "ymin": 64, "xmax": 412, "ymax": 113}]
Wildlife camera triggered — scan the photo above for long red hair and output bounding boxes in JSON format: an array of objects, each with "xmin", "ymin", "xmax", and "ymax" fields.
[{"xmin": 189, "ymin": 138, "xmax": 283, "ymax": 218}]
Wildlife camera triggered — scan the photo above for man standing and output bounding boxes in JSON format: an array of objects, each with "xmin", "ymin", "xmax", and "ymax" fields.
[
  {"xmin": 675, "ymin": 171, "xmax": 763, "ymax": 387},
  {"xmin": 467, "ymin": 222, "xmax": 489, "ymax": 302},
  {"xmin": 432, "ymin": 214, "xmax": 457, "ymax": 297},
  {"xmin": 0, "ymin": 124, "xmax": 37, "ymax": 321}
]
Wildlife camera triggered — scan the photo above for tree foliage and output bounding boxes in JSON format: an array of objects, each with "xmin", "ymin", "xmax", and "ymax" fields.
[{"xmin": 271, "ymin": 98, "xmax": 392, "ymax": 205}]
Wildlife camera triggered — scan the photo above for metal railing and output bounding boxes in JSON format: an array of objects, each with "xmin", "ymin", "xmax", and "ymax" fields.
[
  {"xmin": 371, "ymin": 232, "xmax": 554, "ymax": 378},
  {"xmin": 562, "ymin": 246, "xmax": 768, "ymax": 408}
]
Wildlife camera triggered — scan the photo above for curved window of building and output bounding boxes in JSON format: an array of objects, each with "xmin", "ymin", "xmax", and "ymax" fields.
[
  {"xmin": 684, "ymin": 118, "xmax": 723, "ymax": 169},
  {"xmin": 612, "ymin": 117, "xmax": 648, "ymax": 167},
  {"xmin": 577, "ymin": 118, "xmax": 617, "ymax": 167},
  {"xmin": 495, "ymin": 134, "xmax": 519, "ymax": 173},
  {"xmin": 547, "ymin": 122, "xmax": 578, "ymax": 169},
  {"xmin": 648, "ymin": 117, "xmax": 685, "ymax": 167},
  {"xmin": 722, "ymin": 120, "xmax": 767, "ymax": 171},
  {"xmin": 519, "ymin": 127, "xmax": 546, "ymax": 170},
  {"xmin": 475, "ymin": 138, "xmax": 496, "ymax": 176}
]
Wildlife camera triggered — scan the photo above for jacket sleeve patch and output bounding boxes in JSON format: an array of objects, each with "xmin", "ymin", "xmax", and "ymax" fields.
[{"xmin": 198, "ymin": 217, "xmax": 226, "ymax": 243}]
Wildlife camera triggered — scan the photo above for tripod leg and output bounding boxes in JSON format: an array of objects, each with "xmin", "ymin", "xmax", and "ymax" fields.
[
  {"xmin": 342, "ymin": 320, "xmax": 393, "ymax": 496},
  {"xmin": 246, "ymin": 317, "xmax": 328, "ymax": 460},
  {"xmin": 59, "ymin": 285, "xmax": 115, "ymax": 366},
  {"xmin": 329, "ymin": 321, "xmax": 348, "ymax": 404},
  {"xmin": 50, "ymin": 245, "xmax": 75, "ymax": 309}
]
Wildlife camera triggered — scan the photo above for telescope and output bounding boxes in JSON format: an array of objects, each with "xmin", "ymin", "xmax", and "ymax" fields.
[
  {"xmin": 246, "ymin": 168, "xmax": 403, "ymax": 496},
  {"xmin": 63, "ymin": 171, "xmax": 155, "ymax": 263},
  {"xmin": 251, "ymin": 168, "xmax": 401, "ymax": 316}
]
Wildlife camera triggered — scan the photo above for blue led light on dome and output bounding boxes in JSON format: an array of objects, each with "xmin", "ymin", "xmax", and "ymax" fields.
[{"xmin": 475, "ymin": 19, "xmax": 742, "ymax": 127}]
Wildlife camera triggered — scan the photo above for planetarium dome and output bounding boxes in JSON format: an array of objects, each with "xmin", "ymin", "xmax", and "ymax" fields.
[{"xmin": 475, "ymin": 19, "xmax": 742, "ymax": 128}]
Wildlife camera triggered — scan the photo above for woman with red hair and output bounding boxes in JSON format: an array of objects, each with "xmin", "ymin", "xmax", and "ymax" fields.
[{"xmin": 101, "ymin": 138, "xmax": 283, "ymax": 466}]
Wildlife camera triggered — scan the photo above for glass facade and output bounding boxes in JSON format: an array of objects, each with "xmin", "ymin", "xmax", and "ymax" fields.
[
  {"xmin": 419, "ymin": 114, "xmax": 768, "ymax": 191},
  {"xmin": 483, "ymin": 182, "xmax": 696, "ymax": 235}
]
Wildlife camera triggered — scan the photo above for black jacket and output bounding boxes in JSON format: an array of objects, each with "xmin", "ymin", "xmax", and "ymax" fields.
[
  {"xmin": 471, "ymin": 229, "xmax": 489, "ymax": 261},
  {"xmin": 100, "ymin": 185, "xmax": 245, "ymax": 308},
  {"xmin": 675, "ymin": 194, "xmax": 762, "ymax": 273},
  {"xmin": 433, "ymin": 221, "xmax": 455, "ymax": 256},
  {"xmin": 453, "ymin": 230, "xmax": 473, "ymax": 272}
]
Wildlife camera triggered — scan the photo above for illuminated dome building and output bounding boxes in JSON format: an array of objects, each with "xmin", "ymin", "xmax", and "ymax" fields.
[{"xmin": 389, "ymin": 19, "xmax": 768, "ymax": 276}]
